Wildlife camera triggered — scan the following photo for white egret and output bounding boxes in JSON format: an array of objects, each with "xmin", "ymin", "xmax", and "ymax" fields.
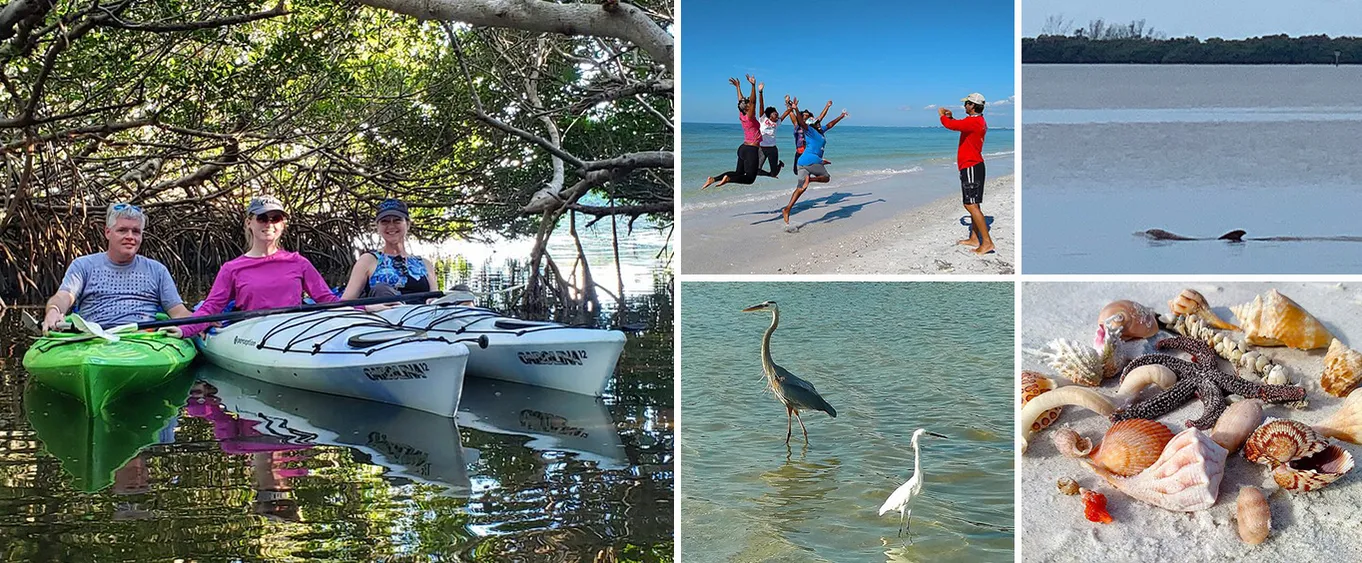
[{"xmin": 879, "ymin": 428, "xmax": 948, "ymax": 537}]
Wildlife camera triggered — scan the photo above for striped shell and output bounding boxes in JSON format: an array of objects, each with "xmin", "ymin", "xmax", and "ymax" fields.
[
  {"xmin": 1021, "ymin": 371, "xmax": 1062, "ymax": 432},
  {"xmin": 1091, "ymin": 419, "xmax": 1175, "ymax": 477},
  {"xmin": 1236, "ymin": 486, "xmax": 1270, "ymax": 545},
  {"xmin": 1321, "ymin": 338, "xmax": 1362, "ymax": 398},
  {"xmin": 1231, "ymin": 289, "xmax": 1334, "ymax": 350},
  {"xmin": 1243, "ymin": 419, "xmax": 1328, "ymax": 468},
  {"xmin": 1272, "ymin": 444, "xmax": 1355, "ymax": 493},
  {"xmin": 1099, "ymin": 300, "xmax": 1160, "ymax": 341}
]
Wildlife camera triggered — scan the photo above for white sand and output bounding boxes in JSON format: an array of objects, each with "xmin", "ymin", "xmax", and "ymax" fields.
[
  {"xmin": 681, "ymin": 174, "xmax": 1015, "ymax": 275},
  {"xmin": 1021, "ymin": 282, "xmax": 1362, "ymax": 562}
]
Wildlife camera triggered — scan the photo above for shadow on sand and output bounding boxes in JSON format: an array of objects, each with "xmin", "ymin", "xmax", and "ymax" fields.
[{"xmin": 741, "ymin": 192, "xmax": 882, "ymax": 226}]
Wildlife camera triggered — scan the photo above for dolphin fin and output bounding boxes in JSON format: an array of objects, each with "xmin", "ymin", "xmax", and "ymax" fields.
[{"xmin": 1218, "ymin": 229, "xmax": 1246, "ymax": 242}]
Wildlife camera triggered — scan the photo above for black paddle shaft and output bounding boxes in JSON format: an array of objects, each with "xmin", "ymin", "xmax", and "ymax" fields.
[{"xmin": 128, "ymin": 291, "xmax": 445, "ymax": 330}]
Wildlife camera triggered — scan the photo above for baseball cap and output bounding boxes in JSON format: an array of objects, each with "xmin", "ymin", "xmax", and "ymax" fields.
[
  {"xmin": 247, "ymin": 195, "xmax": 287, "ymax": 217},
  {"xmin": 962, "ymin": 93, "xmax": 986, "ymax": 105},
  {"xmin": 376, "ymin": 198, "xmax": 409, "ymax": 221}
]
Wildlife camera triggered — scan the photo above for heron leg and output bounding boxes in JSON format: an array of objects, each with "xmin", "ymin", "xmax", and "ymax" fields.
[
  {"xmin": 785, "ymin": 406, "xmax": 794, "ymax": 445},
  {"xmin": 793, "ymin": 410, "xmax": 810, "ymax": 444}
]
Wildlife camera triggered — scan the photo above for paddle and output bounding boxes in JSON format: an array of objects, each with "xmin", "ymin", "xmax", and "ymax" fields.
[{"xmin": 49, "ymin": 290, "xmax": 445, "ymax": 333}]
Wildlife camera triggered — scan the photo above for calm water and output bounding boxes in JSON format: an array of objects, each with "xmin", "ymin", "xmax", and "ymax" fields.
[
  {"xmin": 0, "ymin": 297, "xmax": 673, "ymax": 562},
  {"xmin": 680, "ymin": 282, "xmax": 1014, "ymax": 562},
  {"xmin": 1023, "ymin": 65, "xmax": 1362, "ymax": 274},
  {"xmin": 681, "ymin": 123, "xmax": 1015, "ymax": 213}
]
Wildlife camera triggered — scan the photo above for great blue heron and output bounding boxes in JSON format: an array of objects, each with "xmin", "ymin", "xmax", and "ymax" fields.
[
  {"xmin": 879, "ymin": 428, "xmax": 948, "ymax": 538},
  {"xmin": 741, "ymin": 300, "xmax": 836, "ymax": 445}
]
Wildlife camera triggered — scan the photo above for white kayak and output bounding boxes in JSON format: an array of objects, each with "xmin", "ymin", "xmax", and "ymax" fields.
[
  {"xmin": 379, "ymin": 304, "xmax": 627, "ymax": 397},
  {"xmin": 198, "ymin": 308, "xmax": 483, "ymax": 417}
]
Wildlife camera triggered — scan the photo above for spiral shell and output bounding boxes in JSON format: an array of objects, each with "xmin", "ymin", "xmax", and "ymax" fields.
[
  {"xmin": 1168, "ymin": 288, "xmax": 1238, "ymax": 330},
  {"xmin": 1272, "ymin": 444, "xmax": 1354, "ymax": 493},
  {"xmin": 1321, "ymin": 338, "xmax": 1362, "ymax": 398},
  {"xmin": 1098, "ymin": 300, "xmax": 1160, "ymax": 341},
  {"xmin": 1315, "ymin": 388, "xmax": 1362, "ymax": 445},
  {"xmin": 1210, "ymin": 399, "xmax": 1264, "ymax": 453},
  {"xmin": 1091, "ymin": 419, "xmax": 1175, "ymax": 477},
  {"xmin": 1236, "ymin": 486, "xmax": 1270, "ymax": 545},
  {"xmin": 1088, "ymin": 427, "xmax": 1227, "ymax": 512},
  {"xmin": 1053, "ymin": 427, "xmax": 1093, "ymax": 458},
  {"xmin": 1057, "ymin": 477, "xmax": 1080, "ymax": 495},
  {"xmin": 1243, "ymin": 419, "xmax": 1327, "ymax": 468},
  {"xmin": 1021, "ymin": 371, "xmax": 1062, "ymax": 433},
  {"xmin": 1231, "ymin": 289, "xmax": 1334, "ymax": 350}
]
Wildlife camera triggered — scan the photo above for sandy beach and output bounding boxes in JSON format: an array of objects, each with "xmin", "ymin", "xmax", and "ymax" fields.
[
  {"xmin": 1020, "ymin": 282, "xmax": 1362, "ymax": 562},
  {"xmin": 681, "ymin": 174, "xmax": 1015, "ymax": 275}
]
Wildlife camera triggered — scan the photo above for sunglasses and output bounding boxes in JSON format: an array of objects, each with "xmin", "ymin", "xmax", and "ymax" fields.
[
  {"xmin": 254, "ymin": 212, "xmax": 286, "ymax": 224},
  {"xmin": 111, "ymin": 202, "xmax": 142, "ymax": 213}
]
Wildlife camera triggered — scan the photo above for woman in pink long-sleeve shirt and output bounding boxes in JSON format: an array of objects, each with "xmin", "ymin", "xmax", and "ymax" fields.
[{"xmin": 178, "ymin": 196, "xmax": 339, "ymax": 338}]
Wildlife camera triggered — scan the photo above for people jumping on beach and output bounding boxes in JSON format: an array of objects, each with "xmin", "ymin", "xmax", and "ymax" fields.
[
  {"xmin": 783, "ymin": 97, "xmax": 848, "ymax": 224},
  {"xmin": 940, "ymin": 92, "xmax": 994, "ymax": 255},
  {"xmin": 756, "ymin": 84, "xmax": 790, "ymax": 178},
  {"xmin": 701, "ymin": 75, "xmax": 763, "ymax": 189}
]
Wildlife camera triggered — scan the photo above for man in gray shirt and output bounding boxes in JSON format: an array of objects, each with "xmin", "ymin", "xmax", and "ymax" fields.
[{"xmin": 40, "ymin": 203, "xmax": 192, "ymax": 335}]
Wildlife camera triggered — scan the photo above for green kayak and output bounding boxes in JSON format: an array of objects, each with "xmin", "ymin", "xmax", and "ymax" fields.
[{"xmin": 22, "ymin": 329, "xmax": 197, "ymax": 415}]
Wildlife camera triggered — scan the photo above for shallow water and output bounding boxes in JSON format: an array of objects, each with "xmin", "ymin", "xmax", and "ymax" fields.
[
  {"xmin": 0, "ymin": 301, "xmax": 673, "ymax": 562},
  {"xmin": 1022, "ymin": 65, "xmax": 1362, "ymax": 274},
  {"xmin": 680, "ymin": 282, "xmax": 1014, "ymax": 562}
]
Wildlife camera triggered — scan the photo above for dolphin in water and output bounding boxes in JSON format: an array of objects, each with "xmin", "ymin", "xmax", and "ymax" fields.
[{"xmin": 1141, "ymin": 229, "xmax": 1362, "ymax": 243}]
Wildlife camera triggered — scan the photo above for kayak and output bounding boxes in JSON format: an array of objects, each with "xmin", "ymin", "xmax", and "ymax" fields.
[
  {"xmin": 195, "ymin": 364, "xmax": 472, "ymax": 493},
  {"xmin": 22, "ymin": 329, "xmax": 198, "ymax": 415},
  {"xmin": 25, "ymin": 374, "xmax": 192, "ymax": 492},
  {"xmin": 197, "ymin": 308, "xmax": 480, "ymax": 417},
  {"xmin": 379, "ymin": 304, "xmax": 627, "ymax": 397}
]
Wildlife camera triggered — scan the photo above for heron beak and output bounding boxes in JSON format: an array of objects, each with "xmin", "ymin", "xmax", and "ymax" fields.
[
  {"xmin": 927, "ymin": 432, "xmax": 948, "ymax": 439},
  {"xmin": 740, "ymin": 304, "xmax": 767, "ymax": 312}
]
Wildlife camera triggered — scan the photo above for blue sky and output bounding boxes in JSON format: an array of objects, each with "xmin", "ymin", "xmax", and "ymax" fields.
[
  {"xmin": 1023, "ymin": 0, "xmax": 1362, "ymax": 38},
  {"xmin": 680, "ymin": 0, "xmax": 1016, "ymax": 126}
]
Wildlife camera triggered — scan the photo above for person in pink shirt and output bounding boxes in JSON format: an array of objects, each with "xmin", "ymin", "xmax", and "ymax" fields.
[
  {"xmin": 701, "ymin": 75, "xmax": 763, "ymax": 189},
  {"xmin": 178, "ymin": 196, "xmax": 340, "ymax": 338}
]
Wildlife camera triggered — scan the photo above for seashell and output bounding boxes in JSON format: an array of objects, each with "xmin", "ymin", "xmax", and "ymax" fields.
[
  {"xmin": 1088, "ymin": 427, "xmax": 1227, "ymax": 512},
  {"xmin": 1168, "ymin": 288, "xmax": 1238, "ymax": 331},
  {"xmin": 1091, "ymin": 419, "xmax": 1175, "ymax": 476},
  {"xmin": 1032, "ymin": 338, "xmax": 1106, "ymax": 386},
  {"xmin": 1021, "ymin": 371, "xmax": 1062, "ymax": 433},
  {"xmin": 1265, "ymin": 365, "xmax": 1289, "ymax": 385},
  {"xmin": 1230, "ymin": 289, "xmax": 1334, "ymax": 350},
  {"xmin": 1321, "ymin": 339, "xmax": 1362, "ymax": 398},
  {"xmin": 1019, "ymin": 386, "xmax": 1116, "ymax": 454},
  {"xmin": 1053, "ymin": 427, "xmax": 1093, "ymax": 458},
  {"xmin": 1243, "ymin": 419, "xmax": 1327, "ymax": 468},
  {"xmin": 1314, "ymin": 388, "xmax": 1362, "ymax": 444},
  {"xmin": 1236, "ymin": 486, "xmax": 1270, "ymax": 545},
  {"xmin": 1117, "ymin": 364, "xmax": 1176, "ymax": 400},
  {"xmin": 1210, "ymin": 399, "xmax": 1263, "ymax": 453},
  {"xmin": 1098, "ymin": 300, "xmax": 1160, "ymax": 341},
  {"xmin": 1272, "ymin": 444, "xmax": 1354, "ymax": 492},
  {"xmin": 1057, "ymin": 477, "xmax": 1080, "ymax": 495},
  {"xmin": 1081, "ymin": 488, "xmax": 1113, "ymax": 524}
]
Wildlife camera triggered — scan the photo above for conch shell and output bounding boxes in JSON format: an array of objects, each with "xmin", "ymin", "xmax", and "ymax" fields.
[
  {"xmin": 1315, "ymin": 388, "xmax": 1362, "ymax": 444},
  {"xmin": 1088, "ymin": 427, "xmax": 1227, "ymax": 512},
  {"xmin": 1090, "ymin": 419, "xmax": 1174, "ymax": 477},
  {"xmin": 1243, "ymin": 419, "xmax": 1327, "ymax": 468},
  {"xmin": 1052, "ymin": 427, "xmax": 1093, "ymax": 458},
  {"xmin": 1236, "ymin": 486, "xmax": 1270, "ymax": 545},
  {"xmin": 1021, "ymin": 371, "xmax": 1062, "ymax": 433},
  {"xmin": 1230, "ymin": 289, "xmax": 1333, "ymax": 350},
  {"xmin": 1019, "ymin": 386, "xmax": 1116, "ymax": 454},
  {"xmin": 1272, "ymin": 444, "xmax": 1354, "ymax": 492},
  {"xmin": 1098, "ymin": 300, "xmax": 1160, "ymax": 341},
  {"xmin": 1321, "ymin": 338, "xmax": 1362, "ymax": 398},
  {"xmin": 1210, "ymin": 399, "xmax": 1263, "ymax": 453},
  {"xmin": 1168, "ymin": 288, "xmax": 1238, "ymax": 331}
]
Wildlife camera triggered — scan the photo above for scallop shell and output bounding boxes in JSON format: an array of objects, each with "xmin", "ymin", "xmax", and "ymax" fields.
[
  {"xmin": 1168, "ymin": 288, "xmax": 1238, "ymax": 331},
  {"xmin": 1315, "ymin": 388, "xmax": 1362, "ymax": 444},
  {"xmin": 1243, "ymin": 419, "xmax": 1328, "ymax": 468},
  {"xmin": 1230, "ymin": 289, "xmax": 1334, "ymax": 350},
  {"xmin": 1210, "ymin": 399, "xmax": 1264, "ymax": 453},
  {"xmin": 1019, "ymin": 386, "xmax": 1116, "ymax": 454},
  {"xmin": 1021, "ymin": 371, "xmax": 1062, "ymax": 433},
  {"xmin": 1271, "ymin": 444, "xmax": 1355, "ymax": 492},
  {"xmin": 1034, "ymin": 338, "xmax": 1105, "ymax": 386},
  {"xmin": 1098, "ymin": 300, "xmax": 1160, "ymax": 341},
  {"xmin": 1053, "ymin": 427, "xmax": 1093, "ymax": 458},
  {"xmin": 1091, "ymin": 419, "xmax": 1175, "ymax": 477},
  {"xmin": 1321, "ymin": 338, "xmax": 1362, "ymax": 398},
  {"xmin": 1236, "ymin": 486, "xmax": 1270, "ymax": 545},
  {"xmin": 1088, "ymin": 427, "xmax": 1227, "ymax": 512}
]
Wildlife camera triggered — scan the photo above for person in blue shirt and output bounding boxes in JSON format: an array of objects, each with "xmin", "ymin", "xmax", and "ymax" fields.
[{"xmin": 783, "ymin": 96, "xmax": 847, "ymax": 225}]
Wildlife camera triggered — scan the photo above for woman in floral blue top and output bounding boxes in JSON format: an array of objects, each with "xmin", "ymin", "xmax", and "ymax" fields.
[{"xmin": 340, "ymin": 199, "xmax": 438, "ymax": 309}]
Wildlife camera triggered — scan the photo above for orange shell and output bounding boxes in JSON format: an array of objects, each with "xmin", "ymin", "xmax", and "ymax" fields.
[
  {"xmin": 1082, "ymin": 489, "xmax": 1113, "ymax": 524},
  {"xmin": 1321, "ymin": 339, "xmax": 1362, "ymax": 398},
  {"xmin": 1271, "ymin": 444, "xmax": 1355, "ymax": 492},
  {"xmin": 1021, "ymin": 371, "xmax": 1062, "ymax": 433},
  {"xmin": 1236, "ymin": 486, "xmax": 1270, "ymax": 545},
  {"xmin": 1091, "ymin": 419, "xmax": 1175, "ymax": 477},
  {"xmin": 1243, "ymin": 419, "xmax": 1327, "ymax": 467},
  {"xmin": 1231, "ymin": 289, "xmax": 1334, "ymax": 350}
]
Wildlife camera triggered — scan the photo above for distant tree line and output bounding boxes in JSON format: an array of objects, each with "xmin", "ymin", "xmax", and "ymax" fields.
[{"xmin": 1025, "ymin": 17, "xmax": 1360, "ymax": 64}]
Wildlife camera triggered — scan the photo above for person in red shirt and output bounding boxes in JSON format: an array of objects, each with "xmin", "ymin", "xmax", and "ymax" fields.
[{"xmin": 940, "ymin": 92, "xmax": 994, "ymax": 255}]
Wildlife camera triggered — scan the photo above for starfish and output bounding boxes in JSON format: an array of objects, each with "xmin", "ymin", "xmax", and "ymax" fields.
[{"xmin": 1111, "ymin": 336, "xmax": 1306, "ymax": 429}]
